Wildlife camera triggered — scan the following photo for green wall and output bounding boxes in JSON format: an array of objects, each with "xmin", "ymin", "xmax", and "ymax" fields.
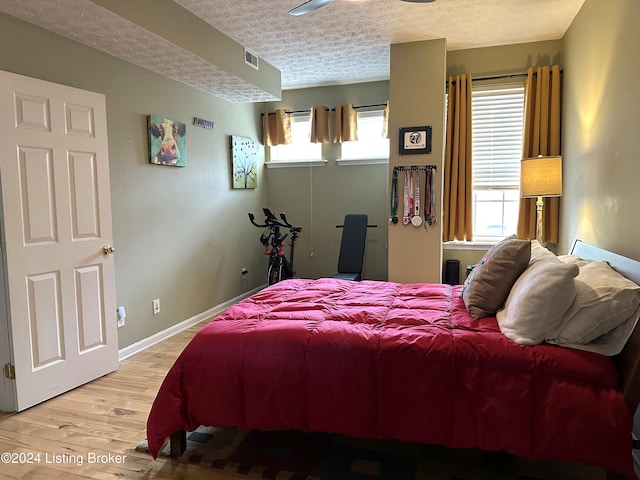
[
  {"xmin": 0, "ymin": 13, "xmax": 268, "ymax": 349},
  {"xmin": 561, "ymin": 0, "xmax": 640, "ymax": 261},
  {"xmin": 263, "ymin": 82, "xmax": 390, "ymax": 281}
]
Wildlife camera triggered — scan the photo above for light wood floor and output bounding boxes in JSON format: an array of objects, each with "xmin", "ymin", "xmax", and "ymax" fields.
[
  {"xmin": 0, "ymin": 320, "xmax": 620, "ymax": 480},
  {"xmin": 0, "ymin": 321, "xmax": 244, "ymax": 479}
]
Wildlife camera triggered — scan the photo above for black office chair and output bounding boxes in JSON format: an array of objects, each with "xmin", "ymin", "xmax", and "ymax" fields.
[{"xmin": 333, "ymin": 214, "xmax": 368, "ymax": 281}]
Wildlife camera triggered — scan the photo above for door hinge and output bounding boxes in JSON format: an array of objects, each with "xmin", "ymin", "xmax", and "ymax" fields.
[{"xmin": 3, "ymin": 363, "xmax": 15, "ymax": 380}]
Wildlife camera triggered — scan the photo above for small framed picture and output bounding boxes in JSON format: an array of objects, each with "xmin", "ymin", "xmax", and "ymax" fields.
[{"xmin": 399, "ymin": 126, "xmax": 432, "ymax": 155}]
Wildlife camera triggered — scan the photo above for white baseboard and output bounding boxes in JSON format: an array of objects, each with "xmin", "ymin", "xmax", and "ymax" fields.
[{"xmin": 118, "ymin": 284, "xmax": 265, "ymax": 361}]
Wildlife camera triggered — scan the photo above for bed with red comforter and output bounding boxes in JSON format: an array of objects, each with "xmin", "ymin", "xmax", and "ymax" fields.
[{"xmin": 146, "ymin": 271, "xmax": 637, "ymax": 478}]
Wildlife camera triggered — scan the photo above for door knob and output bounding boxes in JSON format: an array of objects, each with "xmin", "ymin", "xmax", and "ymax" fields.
[{"xmin": 102, "ymin": 245, "xmax": 115, "ymax": 255}]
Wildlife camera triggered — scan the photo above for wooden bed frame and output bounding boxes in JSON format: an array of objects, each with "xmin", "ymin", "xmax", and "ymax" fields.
[{"xmin": 168, "ymin": 239, "xmax": 640, "ymax": 479}]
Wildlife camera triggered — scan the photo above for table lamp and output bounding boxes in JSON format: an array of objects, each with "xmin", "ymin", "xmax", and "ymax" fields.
[{"xmin": 520, "ymin": 155, "xmax": 563, "ymax": 242}]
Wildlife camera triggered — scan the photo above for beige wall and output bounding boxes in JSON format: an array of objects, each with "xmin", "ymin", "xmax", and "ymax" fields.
[
  {"xmin": 0, "ymin": 13, "xmax": 268, "ymax": 349},
  {"xmin": 388, "ymin": 39, "xmax": 447, "ymax": 283},
  {"xmin": 263, "ymin": 82, "xmax": 390, "ymax": 281},
  {"xmin": 561, "ymin": 0, "xmax": 640, "ymax": 261}
]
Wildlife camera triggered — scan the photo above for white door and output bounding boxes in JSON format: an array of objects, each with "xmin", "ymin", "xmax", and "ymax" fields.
[{"xmin": 0, "ymin": 70, "xmax": 118, "ymax": 411}]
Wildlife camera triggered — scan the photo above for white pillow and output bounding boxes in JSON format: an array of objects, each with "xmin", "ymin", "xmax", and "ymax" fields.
[
  {"xmin": 529, "ymin": 240, "xmax": 560, "ymax": 265},
  {"xmin": 547, "ymin": 261, "xmax": 640, "ymax": 347},
  {"xmin": 496, "ymin": 259, "xmax": 579, "ymax": 345},
  {"xmin": 557, "ymin": 254, "xmax": 592, "ymax": 267},
  {"xmin": 554, "ymin": 305, "xmax": 640, "ymax": 356}
]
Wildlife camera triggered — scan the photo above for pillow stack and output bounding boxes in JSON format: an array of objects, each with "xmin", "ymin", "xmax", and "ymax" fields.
[{"xmin": 462, "ymin": 239, "xmax": 640, "ymax": 355}]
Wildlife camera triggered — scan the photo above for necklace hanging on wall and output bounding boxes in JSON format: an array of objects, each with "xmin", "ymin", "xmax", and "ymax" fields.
[
  {"xmin": 412, "ymin": 168, "xmax": 423, "ymax": 227},
  {"xmin": 402, "ymin": 169, "xmax": 411, "ymax": 225},
  {"xmin": 390, "ymin": 168, "xmax": 399, "ymax": 224}
]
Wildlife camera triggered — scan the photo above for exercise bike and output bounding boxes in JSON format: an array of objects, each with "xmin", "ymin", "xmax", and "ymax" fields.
[{"xmin": 248, "ymin": 208, "xmax": 302, "ymax": 285}]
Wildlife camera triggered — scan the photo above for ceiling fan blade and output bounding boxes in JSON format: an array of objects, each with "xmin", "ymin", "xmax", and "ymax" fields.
[{"xmin": 288, "ymin": 0, "xmax": 334, "ymax": 16}]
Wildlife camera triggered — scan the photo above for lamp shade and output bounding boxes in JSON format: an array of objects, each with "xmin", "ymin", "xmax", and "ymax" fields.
[{"xmin": 520, "ymin": 155, "xmax": 563, "ymax": 198}]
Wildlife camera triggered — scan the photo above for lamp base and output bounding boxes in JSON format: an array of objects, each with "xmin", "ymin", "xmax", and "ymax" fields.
[{"xmin": 535, "ymin": 195, "xmax": 544, "ymax": 243}]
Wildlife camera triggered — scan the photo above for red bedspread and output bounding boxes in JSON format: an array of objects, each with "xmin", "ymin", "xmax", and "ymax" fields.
[{"xmin": 146, "ymin": 278, "xmax": 633, "ymax": 477}]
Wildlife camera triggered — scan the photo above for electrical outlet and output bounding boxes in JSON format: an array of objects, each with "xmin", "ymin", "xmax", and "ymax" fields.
[
  {"xmin": 153, "ymin": 298, "xmax": 160, "ymax": 315},
  {"xmin": 117, "ymin": 306, "xmax": 126, "ymax": 328},
  {"xmin": 241, "ymin": 267, "xmax": 248, "ymax": 279}
]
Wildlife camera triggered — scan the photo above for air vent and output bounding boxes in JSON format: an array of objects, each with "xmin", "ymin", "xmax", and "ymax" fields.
[{"xmin": 244, "ymin": 48, "xmax": 259, "ymax": 70}]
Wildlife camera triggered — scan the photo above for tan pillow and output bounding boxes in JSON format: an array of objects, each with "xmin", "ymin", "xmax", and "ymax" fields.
[
  {"xmin": 557, "ymin": 253, "xmax": 592, "ymax": 267},
  {"xmin": 461, "ymin": 235, "xmax": 531, "ymax": 319},
  {"xmin": 529, "ymin": 239, "xmax": 559, "ymax": 265},
  {"xmin": 547, "ymin": 261, "xmax": 640, "ymax": 346},
  {"xmin": 553, "ymin": 306, "xmax": 640, "ymax": 356},
  {"xmin": 496, "ymin": 259, "xmax": 579, "ymax": 345}
]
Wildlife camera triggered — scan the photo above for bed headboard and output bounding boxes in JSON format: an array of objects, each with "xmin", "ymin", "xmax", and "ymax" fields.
[{"xmin": 570, "ymin": 239, "xmax": 640, "ymax": 411}]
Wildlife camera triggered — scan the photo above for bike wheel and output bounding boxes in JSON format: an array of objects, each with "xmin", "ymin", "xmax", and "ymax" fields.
[{"xmin": 267, "ymin": 258, "xmax": 282, "ymax": 285}]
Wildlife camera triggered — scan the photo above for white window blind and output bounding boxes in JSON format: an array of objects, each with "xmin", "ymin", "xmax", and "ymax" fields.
[
  {"xmin": 471, "ymin": 85, "xmax": 524, "ymax": 188},
  {"xmin": 470, "ymin": 83, "xmax": 525, "ymax": 242}
]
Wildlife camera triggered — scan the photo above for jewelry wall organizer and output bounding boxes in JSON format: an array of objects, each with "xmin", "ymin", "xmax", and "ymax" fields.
[{"xmin": 390, "ymin": 165, "xmax": 436, "ymax": 227}]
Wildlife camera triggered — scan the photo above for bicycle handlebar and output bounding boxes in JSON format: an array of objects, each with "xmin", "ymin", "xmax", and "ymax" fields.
[
  {"xmin": 279, "ymin": 212, "xmax": 302, "ymax": 232},
  {"xmin": 249, "ymin": 209, "xmax": 302, "ymax": 233},
  {"xmin": 248, "ymin": 212, "xmax": 269, "ymax": 228}
]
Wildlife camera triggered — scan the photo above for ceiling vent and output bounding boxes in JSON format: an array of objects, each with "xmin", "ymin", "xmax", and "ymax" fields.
[{"xmin": 244, "ymin": 48, "xmax": 259, "ymax": 70}]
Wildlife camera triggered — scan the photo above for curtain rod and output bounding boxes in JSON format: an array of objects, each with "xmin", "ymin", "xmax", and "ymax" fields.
[
  {"xmin": 263, "ymin": 102, "xmax": 388, "ymax": 116},
  {"xmin": 447, "ymin": 69, "xmax": 563, "ymax": 86}
]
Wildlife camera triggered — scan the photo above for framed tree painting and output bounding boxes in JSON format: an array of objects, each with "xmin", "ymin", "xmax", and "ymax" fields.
[
  {"xmin": 230, "ymin": 135, "xmax": 258, "ymax": 189},
  {"xmin": 148, "ymin": 115, "xmax": 187, "ymax": 166}
]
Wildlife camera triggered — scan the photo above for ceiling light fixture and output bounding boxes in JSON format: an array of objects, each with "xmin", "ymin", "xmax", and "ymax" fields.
[
  {"xmin": 288, "ymin": 0, "xmax": 333, "ymax": 16},
  {"xmin": 401, "ymin": 0, "xmax": 436, "ymax": 3}
]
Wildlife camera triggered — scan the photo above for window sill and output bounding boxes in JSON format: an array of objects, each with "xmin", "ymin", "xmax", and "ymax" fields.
[
  {"xmin": 443, "ymin": 241, "xmax": 494, "ymax": 251},
  {"xmin": 336, "ymin": 157, "xmax": 388, "ymax": 166},
  {"xmin": 265, "ymin": 160, "xmax": 327, "ymax": 168}
]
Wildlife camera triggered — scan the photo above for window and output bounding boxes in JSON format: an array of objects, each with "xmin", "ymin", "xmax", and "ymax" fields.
[
  {"xmin": 471, "ymin": 84, "xmax": 525, "ymax": 242},
  {"xmin": 269, "ymin": 113, "xmax": 322, "ymax": 165},
  {"xmin": 339, "ymin": 109, "xmax": 389, "ymax": 164}
]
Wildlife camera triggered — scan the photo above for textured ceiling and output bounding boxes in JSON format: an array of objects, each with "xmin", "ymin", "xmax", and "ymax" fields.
[{"xmin": 0, "ymin": 0, "xmax": 586, "ymax": 102}]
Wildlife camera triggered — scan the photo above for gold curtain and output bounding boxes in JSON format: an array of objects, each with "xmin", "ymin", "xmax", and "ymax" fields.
[
  {"xmin": 381, "ymin": 101, "xmax": 390, "ymax": 139},
  {"xmin": 262, "ymin": 109, "xmax": 292, "ymax": 146},
  {"xmin": 332, "ymin": 104, "xmax": 358, "ymax": 143},
  {"xmin": 310, "ymin": 106, "xmax": 330, "ymax": 143},
  {"xmin": 516, "ymin": 65, "xmax": 562, "ymax": 243},
  {"xmin": 443, "ymin": 75, "xmax": 473, "ymax": 242}
]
